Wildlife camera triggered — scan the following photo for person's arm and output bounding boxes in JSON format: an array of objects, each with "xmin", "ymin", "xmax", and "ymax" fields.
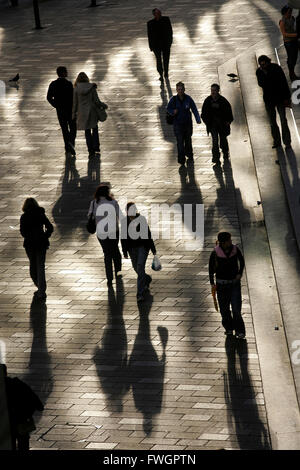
[
  {"xmin": 277, "ymin": 65, "xmax": 291, "ymax": 101},
  {"xmin": 20, "ymin": 214, "xmax": 28, "ymax": 239},
  {"xmin": 224, "ymin": 98, "xmax": 233, "ymax": 124},
  {"xmin": 46, "ymin": 82, "xmax": 56, "ymax": 108},
  {"xmin": 147, "ymin": 20, "xmax": 154, "ymax": 51},
  {"xmin": 209, "ymin": 250, "xmax": 216, "ymax": 285},
  {"xmin": 148, "ymin": 226, "xmax": 156, "ymax": 255},
  {"xmin": 167, "ymin": 96, "xmax": 176, "ymax": 115},
  {"xmin": 43, "ymin": 214, "xmax": 53, "ymax": 239},
  {"xmin": 87, "ymin": 200, "xmax": 94, "ymax": 217},
  {"xmin": 279, "ymin": 19, "xmax": 297, "ymax": 39},
  {"xmin": 256, "ymin": 69, "xmax": 264, "ymax": 89},
  {"xmin": 120, "ymin": 218, "xmax": 129, "ymax": 257},
  {"xmin": 72, "ymin": 89, "xmax": 78, "ymax": 121},
  {"xmin": 236, "ymin": 247, "xmax": 245, "ymax": 278},
  {"xmin": 190, "ymin": 97, "xmax": 201, "ymax": 124},
  {"xmin": 166, "ymin": 16, "xmax": 173, "ymax": 46},
  {"xmin": 200, "ymin": 98, "xmax": 209, "ymax": 124}
]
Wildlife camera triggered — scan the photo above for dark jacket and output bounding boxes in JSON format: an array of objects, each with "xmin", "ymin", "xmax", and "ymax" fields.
[
  {"xmin": 5, "ymin": 377, "xmax": 44, "ymax": 427},
  {"xmin": 209, "ymin": 244, "xmax": 244, "ymax": 284},
  {"xmin": 121, "ymin": 215, "xmax": 156, "ymax": 256},
  {"xmin": 47, "ymin": 77, "xmax": 73, "ymax": 115},
  {"xmin": 256, "ymin": 63, "xmax": 291, "ymax": 106},
  {"xmin": 167, "ymin": 94, "xmax": 201, "ymax": 126},
  {"xmin": 201, "ymin": 95, "xmax": 233, "ymax": 135},
  {"xmin": 147, "ymin": 16, "xmax": 173, "ymax": 51},
  {"xmin": 20, "ymin": 207, "xmax": 53, "ymax": 249}
]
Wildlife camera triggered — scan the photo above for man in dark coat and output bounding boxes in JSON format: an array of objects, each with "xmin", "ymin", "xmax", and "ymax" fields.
[
  {"xmin": 256, "ymin": 55, "xmax": 291, "ymax": 149},
  {"xmin": 201, "ymin": 84, "xmax": 233, "ymax": 164},
  {"xmin": 147, "ymin": 8, "xmax": 173, "ymax": 80},
  {"xmin": 47, "ymin": 66, "xmax": 76, "ymax": 156},
  {"xmin": 4, "ymin": 365, "xmax": 44, "ymax": 451}
]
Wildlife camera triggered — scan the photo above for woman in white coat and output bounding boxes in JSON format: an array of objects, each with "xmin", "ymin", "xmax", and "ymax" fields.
[{"xmin": 72, "ymin": 72, "xmax": 107, "ymax": 157}]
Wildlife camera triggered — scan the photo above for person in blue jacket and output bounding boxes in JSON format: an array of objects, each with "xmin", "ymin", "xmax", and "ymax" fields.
[{"xmin": 167, "ymin": 82, "xmax": 201, "ymax": 165}]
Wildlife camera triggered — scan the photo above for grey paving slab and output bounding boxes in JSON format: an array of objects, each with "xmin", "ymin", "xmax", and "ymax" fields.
[{"xmin": 0, "ymin": 0, "xmax": 290, "ymax": 451}]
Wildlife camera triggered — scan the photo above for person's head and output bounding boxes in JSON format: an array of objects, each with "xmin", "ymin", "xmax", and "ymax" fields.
[
  {"xmin": 56, "ymin": 66, "xmax": 68, "ymax": 78},
  {"xmin": 211, "ymin": 83, "xmax": 220, "ymax": 99},
  {"xmin": 94, "ymin": 185, "xmax": 112, "ymax": 202},
  {"xmin": 152, "ymin": 8, "xmax": 161, "ymax": 20},
  {"xmin": 74, "ymin": 72, "xmax": 90, "ymax": 87},
  {"xmin": 281, "ymin": 5, "xmax": 292, "ymax": 18},
  {"xmin": 176, "ymin": 81, "xmax": 185, "ymax": 97},
  {"xmin": 126, "ymin": 201, "xmax": 138, "ymax": 218},
  {"xmin": 258, "ymin": 55, "xmax": 271, "ymax": 71},
  {"xmin": 22, "ymin": 197, "xmax": 40, "ymax": 213},
  {"xmin": 217, "ymin": 231, "xmax": 232, "ymax": 249}
]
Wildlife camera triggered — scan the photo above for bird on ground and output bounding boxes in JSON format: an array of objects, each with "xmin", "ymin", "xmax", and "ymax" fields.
[{"xmin": 9, "ymin": 73, "xmax": 19, "ymax": 82}]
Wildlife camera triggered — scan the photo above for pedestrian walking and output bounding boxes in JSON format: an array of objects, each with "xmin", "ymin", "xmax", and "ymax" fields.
[
  {"xmin": 3, "ymin": 364, "xmax": 44, "ymax": 451},
  {"xmin": 147, "ymin": 8, "xmax": 173, "ymax": 81},
  {"xmin": 47, "ymin": 66, "xmax": 76, "ymax": 156},
  {"xmin": 88, "ymin": 185, "xmax": 123, "ymax": 287},
  {"xmin": 201, "ymin": 84, "xmax": 233, "ymax": 164},
  {"xmin": 279, "ymin": 5, "xmax": 299, "ymax": 81},
  {"xmin": 167, "ymin": 82, "xmax": 201, "ymax": 165},
  {"xmin": 121, "ymin": 202, "xmax": 156, "ymax": 302},
  {"xmin": 72, "ymin": 72, "xmax": 108, "ymax": 158},
  {"xmin": 20, "ymin": 198, "xmax": 53, "ymax": 300},
  {"xmin": 256, "ymin": 55, "xmax": 292, "ymax": 149},
  {"xmin": 209, "ymin": 232, "xmax": 246, "ymax": 339}
]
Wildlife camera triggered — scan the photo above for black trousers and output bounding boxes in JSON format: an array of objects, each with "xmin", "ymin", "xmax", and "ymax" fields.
[
  {"xmin": 217, "ymin": 281, "xmax": 245, "ymax": 334},
  {"xmin": 153, "ymin": 47, "xmax": 171, "ymax": 77},
  {"xmin": 98, "ymin": 237, "xmax": 122, "ymax": 282},
  {"xmin": 57, "ymin": 110, "xmax": 76, "ymax": 153},
  {"xmin": 25, "ymin": 246, "xmax": 47, "ymax": 295}
]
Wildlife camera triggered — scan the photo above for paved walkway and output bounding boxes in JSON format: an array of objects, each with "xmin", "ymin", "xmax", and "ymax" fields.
[{"xmin": 0, "ymin": 0, "xmax": 292, "ymax": 450}]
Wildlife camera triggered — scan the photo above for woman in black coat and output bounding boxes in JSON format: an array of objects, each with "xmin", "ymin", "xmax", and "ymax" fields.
[{"xmin": 20, "ymin": 198, "xmax": 53, "ymax": 300}]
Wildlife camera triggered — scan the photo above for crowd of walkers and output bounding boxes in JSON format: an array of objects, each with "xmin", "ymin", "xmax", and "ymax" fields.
[{"xmin": 25, "ymin": 4, "xmax": 300, "ymax": 335}]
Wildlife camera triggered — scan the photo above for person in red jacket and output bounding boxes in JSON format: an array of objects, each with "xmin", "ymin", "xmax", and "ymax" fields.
[{"xmin": 209, "ymin": 232, "xmax": 245, "ymax": 339}]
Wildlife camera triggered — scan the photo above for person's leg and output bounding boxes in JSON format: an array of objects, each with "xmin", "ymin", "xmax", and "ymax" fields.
[
  {"xmin": 265, "ymin": 102, "xmax": 281, "ymax": 146},
  {"xmin": 284, "ymin": 41, "xmax": 298, "ymax": 80},
  {"xmin": 17, "ymin": 433, "xmax": 30, "ymax": 451},
  {"xmin": 153, "ymin": 49, "xmax": 163, "ymax": 77},
  {"xmin": 85, "ymin": 129, "xmax": 94, "ymax": 155},
  {"xmin": 230, "ymin": 281, "xmax": 245, "ymax": 336},
  {"xmin": 277, "ymin": 103, "xmax": 291, "ymax": 146},
  {"xmin": 162, "ymin": 47, "xmax": 170, "ymax": 77},
  {"xmin": 92, "ymin": 126, "xmax": 100, "ymax": 152},
  {"xmin": 219, "ymin": 130, "xmax": 229, "ymax": 158},
  {"xmin": 217, "ymin": 284, "xmax": 234, "ymax": 333},
  {"xmin": 210, "ymin": 128, "xmax": 220, "ymax": 162},
  {"xmin": 174, "ymin": 125, "xmax": 185, "ymax": 164},
  {"xmin": 68, "ymin": 116, "xmax": 77, "ymax": 154},
  {"xmin": 111, "ymin": 236, "xmax": 122, "ymax": 275},
  {"xmin": 25, "ymin": 246, "xmax": 38, "ymax": 288},
  {"xmin": 136, "ymin": 247, "xmax": 149, "ymax": 298},
  {"xmin": 99, "ymin": 238, "xmax": 113, "ymax": 283},
  {"xmin": 57, "ymin": 112, "xmax": 70, "ymax": 153},
  {"xmin": 36, "ymin": 248, "xmax": 47, "ymax": 297},
  {"xmin": 184, "ymin": 123, "xmax": 193, "ymax": 159}
]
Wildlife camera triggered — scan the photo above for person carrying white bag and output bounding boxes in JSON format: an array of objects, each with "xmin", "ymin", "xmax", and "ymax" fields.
[{"xmin": 121, "ymin": 202, "xmax": 159, "ymax": 302}]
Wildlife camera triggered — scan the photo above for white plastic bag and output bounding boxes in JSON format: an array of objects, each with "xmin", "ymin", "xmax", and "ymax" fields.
[{"xmin": 152, "ymin": 255, "xmax": 162, "ymax": 271}]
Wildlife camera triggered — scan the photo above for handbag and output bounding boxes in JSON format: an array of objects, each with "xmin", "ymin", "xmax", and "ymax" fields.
[
  {"xmin": 166, "ymin": 96, "xmax": 177, "ymax": 125},
  {"xmin": 86, "ymin": 200, "xmax": 96, "ymax": 234},
  {"xmin": 151, "ymin": 254, "xmax": 162, "ymax": 271},
  {"xmin": 95, "ymin": 102, "xmax": 107, "ymax": 122}
]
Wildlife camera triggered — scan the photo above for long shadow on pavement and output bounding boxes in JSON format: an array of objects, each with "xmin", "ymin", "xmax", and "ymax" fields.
[
  {"xmin": 128, "ymin": 294, "xmax": 168, "ymax": 435},
  {"xmin": 93, "ymin": 277, "xmax": 129, "ymax": 413},
  {"xmin": 224, "ymin": 336, "xmax": 270, "ymax": 449}
]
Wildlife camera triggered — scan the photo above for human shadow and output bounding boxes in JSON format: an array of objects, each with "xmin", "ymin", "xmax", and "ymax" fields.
[
  {"xmin": 93, "ymin": 277, "xmax": 129, "ymax": 413},
  {"xmin": 128, "ymin": 294, "xmax": 168, "ymax": 435},
  {"xmin": 224, "ymin": 336, "xmax": 270, "ymax": 449},
  {"xmin": 25, "ymin": 295, "xmax": 53, "ymax": 425},
  {"xmin": 158, "ymin": 80, "xmax": 174, "ymax": 143},
  {"xmin": 52, "ymin": 152, "xmax": 100, "ymax": 238}
]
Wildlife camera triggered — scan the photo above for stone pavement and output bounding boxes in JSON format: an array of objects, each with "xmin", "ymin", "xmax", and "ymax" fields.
[{"xmin": 0, "ymin": 0, "xmax": 292, "ymax": 450}]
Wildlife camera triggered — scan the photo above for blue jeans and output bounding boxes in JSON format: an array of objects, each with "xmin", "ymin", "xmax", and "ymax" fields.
[
  {"xmin": 216, "ymin": 281, "xmax": 245, "ymax": 334},
  {"xmin": 128, "ymin": 246, "xmax": 151, "ymax": 296},
  {"xmin": 174, "ymin": 122, "xmax": 193, "ymax": 163}
]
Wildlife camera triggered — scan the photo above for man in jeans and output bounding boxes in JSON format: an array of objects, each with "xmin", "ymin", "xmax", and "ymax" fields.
[
  {"xmin": 209, "ymin": 232, "xmax": 246, "ymax": 339},
  {"xmin": 47, "ymin": 66, "xmax": 76, "ymax": 156},
  {"xmin": 256, "ymin": 55, "xmax": 291, "ymax": 149},
  {"xmin": 167, "ymin": 82, "xmax": 201, "ymax": 165},
  {"xmin": 121, "ymin": 202, "xmax": 156, "ymax": 302},
  {"xmin": 201, "ymin": 84, "xmax": 233, "ymax": 164}
]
